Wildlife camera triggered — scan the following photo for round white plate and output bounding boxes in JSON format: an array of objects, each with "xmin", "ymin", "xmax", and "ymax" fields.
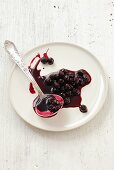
[{"xmin": 9, "ymin": 42, "xmax": 108, "ymax": 131}]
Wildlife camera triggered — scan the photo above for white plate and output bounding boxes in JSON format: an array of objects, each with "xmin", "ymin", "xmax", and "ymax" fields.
[{"xmin": 9, "ymin": 42, "xmax": 108, "ymax": 131}]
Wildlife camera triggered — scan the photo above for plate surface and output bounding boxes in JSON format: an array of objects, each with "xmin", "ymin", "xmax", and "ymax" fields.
[{"xmin": 9, "ymin": 42, "xmax": 108, "ymax": 131}]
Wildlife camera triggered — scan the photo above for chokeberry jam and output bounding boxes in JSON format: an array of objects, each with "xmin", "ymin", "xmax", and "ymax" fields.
[{"xmin": 28, "ymin": 55, "xmax": 91, "ymax": 115}]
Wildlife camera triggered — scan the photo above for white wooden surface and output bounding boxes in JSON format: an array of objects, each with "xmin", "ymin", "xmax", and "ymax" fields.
[{"xmin": 0, "ymin": 0, "xmax": 114, "ymax": 169}]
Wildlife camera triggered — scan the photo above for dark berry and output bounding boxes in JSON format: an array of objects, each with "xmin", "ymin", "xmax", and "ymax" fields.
[
  {"xmin": 55, "ymin": 105, "xmax": 61, "ymax": 110},
  {"xmin": 55, "ymin": 74, "xmax": 59, "ymax": 80},
  {"xmin": 41, "ymin": 57, "xmax": 48, "ymax": 64},
  {"xmin": 72, "ymin": 88, "xmax": 80, "ymax": 96},
  {"xmin": 75, "ymin": 77, "xmax": 79, "ymax": 85},
  {"xmin": 46, "ymin": 97, "xmax": 54, "ymax": 105},
  {"xmin": 45, "ymin": 78, "xmax": 52, "ymax": 85},
  {"xmin": 69, "ymin": 77, "xmax": 75, "ymax": 83},
  {"xmin": 72, "ymin": 88, "xmax": 77, "ymax": 95},
  {"xmin": 69, "ymin": 72, "xmax": 75, "ymax": 78},
  {"xmin": 64, "ymin": 69, "xmax": 68, "ymax": 73},
  {"xmin": 52, "ymin": 106, "xmax": 58, "ymax": 112},
  {"xmin": 50, "ymin": 74, "xmax": 59, "ymax": 80},
  {"xmin": 58, "ymin": 79, "xmax": 64, "ymax": 84},
  {"xmin": 64, "ymin": 75, "xmax": 69, "ymax": 81},
  {"xmin": 60, "ymin": 69, "xmax": 67, "ymax": 73},
  {"xmin": 54, "ymin": 82, "xmax": 60, "ymax": 88},
  {"xmin": 52, "ymin": 107, "xmax": 56, "ymax": 112},
  {"xmin": 79, "ymin": 79, "xmax": 85, "ymax": 86},
  {"xmin": 75, "ymin": 78, "xmax": 85, "ymax": 86},
  {"xmin": 66, "ymin": 91, "xmax": 72, "ymax": 97},
  {"xmin": 48, "ymin": 57, "xmax": 54, "ymax": 65},
  {"xmin": 65, "ymin": 84, "xmax": 71, "ymax": 90},
  {"xmin": 49, "ymin": 74, "xmax": 56, "ymax": 80},
  {"xmin": 53, "ymin": 99, "xmax": 58, "ymax": 105},
  {"xmin": 71, "ymin": 82, "xmax": 76, "ymax": 87},
  {"xmin": 64, "ymin": 97, "xmax": 71, "ymax": 105},
  {"xmin": 83, "ymin": 74, "xmax": 91, "ymax": 84},
  {"xmin": 50, "ymin": 87, "xmax": 58, "ymax": 93},
  {"xmin": 60, "ymin": 92, "xmax": 66, "ymax": 98},
  {"xmin": 48, "ymin": 105, "xmax": 53, "ymax": 111},
  {"xmin": 60, "ymin": 68, "xmax": 65, "ymax": 72},
  {"xmin": 69, "ymin": 85, "xmax": 73, "ymax": 90},
  {"xmin": 77, "ymin": 70, "xmax": 84, "ymax": 77},
  {"xmin": 79, "ymin": 105, "xmax": 88, "ymax": 113},
  {"xmin": 47, "ymin": 96, "xmax": 61, "ymax": 113},
  {"xmin": 60, "ymin": 86, "xmax": 65, "ymax": 92},
  {"xmin": 59, "ymin": 70, "xmax": 65, "ymax": 77}
]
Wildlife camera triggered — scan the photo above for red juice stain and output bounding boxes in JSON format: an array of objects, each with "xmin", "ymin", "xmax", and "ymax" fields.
[{"xmin": 29, "ymin": 83, "xmax": 36, "ymax": 94}]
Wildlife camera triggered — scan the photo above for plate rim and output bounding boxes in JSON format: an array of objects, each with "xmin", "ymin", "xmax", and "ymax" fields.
[{"xmin": 9, "ymin": 42, "xmax": 108, "ymax": 132}]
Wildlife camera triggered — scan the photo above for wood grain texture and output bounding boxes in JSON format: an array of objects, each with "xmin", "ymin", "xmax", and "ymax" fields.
[{"xmin": 0, "ymin": 0, "xmax": 114, "ymax": 169}]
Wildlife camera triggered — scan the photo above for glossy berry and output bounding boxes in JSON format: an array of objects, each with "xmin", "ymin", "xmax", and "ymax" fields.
[
  {"xmin": 69, "ymin": 72, "xmax": 75, "ymax": 78},
  {"xmin": 83, "ymin": 74, "xmax": 91, "ymax": 84},
  {"xmin": 66, "ymin": 91, "xmax": 72, "ymax": 97},
  {"xmin": 58, "ymin": 79, "xmax": 64, "ymax": 84},
  {"xmin": 53, "ymin": 99, "xmax": 58, "ymax": 105},
  {"xmin": 56, "ymin": 105, "xmax": 61, "ymax": 110},
  {"xmin": 54, "ymin": 74, "xmax": 59, "ymax": 80},
  {"xmin": 76, "ymin": 78, "xmax": 85, "ymax": 86},
  {"xmin": 50, "ymin": 74, "xmax": 59, "ymax": 80},
  {"xmin": 48, "ymin": 104, "xmax": 61, "ymax": 112},
  {"xmin": 69, "ymin": 85, "xmax": 73, "ymax": 90},
  {"xmin": 41, "ymin": 57, "xmax": 48, "ymax": 64},
  {"xmin": 72, "ymin": 88, "xmax": 80, "ymax": 96},
  {"xmin": 46, "ymin": 96, "xmax": 62, "ymax": 113},
  {"xmin": 79, "ymin": 105, "xmax": 88, "ymax": 113},
  {"xmin": 48, "ymin": 57, "xmax": 54, "ymax": 65},
  {"xmin": 45, "ymin": 78, "xmax": 52, "ymax": 85},
  {"xmin": 77, "ymin": 70, "xmax": 84, "ymax": 77},
  {"xmin": 64, "ymin": 75, "xmax": 69, "ymax": 81},
  {"xmin": 59, "ymin": 70, "xmax": 65, "ymax": 77},
  {"xmin": 49, "ymin": 74, "xmax": 55, "ymax": 80},
  {"xmin": 65, "ymin": 84, "xmax": 71, "ymax": 90},
  {"xmin": 60, "ymin": 69, "xmax": 67, "ymax": 73},
  {"xmin": 64, "ymin": 97, "xmax": 71, "ymax": 105},
  {"xmin": 50, "ymin": 87, "xmax": 57, "ymax": 93},
  {"xmin": 69, "ymin": 77, "xmax": 75, "ymax": 83},
  {"xmin": 46, "ymin": 97, "xmax": 53, "ymax": 105},
  {"xmin": 60, "ymin": 92, "xmax": 66, "ymax": 98},
  {"xmin": 71, "ymin": 82, "xmax": 76, "ymax": 87},
  {"xmin": 54, "ymin": 82, "xmax": 60, "ymax": 88},
  {"xmin": 60, "ymin": 86, "xmax": 65, "ymax": 92},
  {"xmin": 52, "ymin": 107, "xmax": 57, "ymax": 112},
  {"xmin": 48, "ymin": 105, "xmax": 53, "ymax": 110}
]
